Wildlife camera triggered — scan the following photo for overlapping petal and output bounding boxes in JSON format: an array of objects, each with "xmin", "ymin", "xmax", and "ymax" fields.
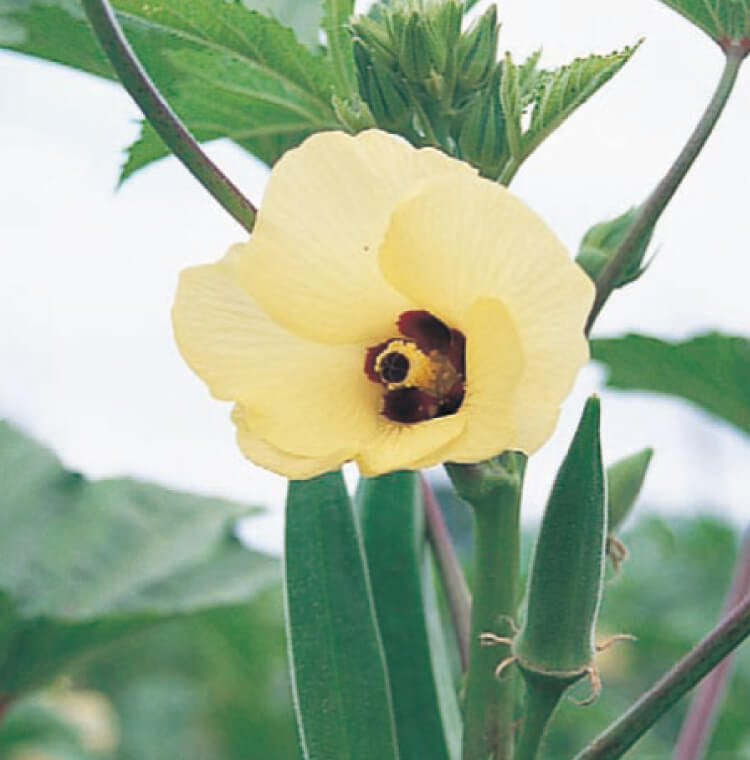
[
  {"xmin": 236, "ymin": 130, "xmax": 476, "ymax": 345},
  {"xmin": 231, "ymin": 406, "xmax": 350, "ymax": 480},
  {"xmin": 172, "ymin": 246, "xmax": 380, "ymax": 461},
  {"xmin": 378, "ymin": 172, "xmax": 594, "ymax": 455}
]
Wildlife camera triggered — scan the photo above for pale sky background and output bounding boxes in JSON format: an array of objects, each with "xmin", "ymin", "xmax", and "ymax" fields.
[{"xmin": 1, "ymin": 0, "xmax": 749, "ymax": 554}]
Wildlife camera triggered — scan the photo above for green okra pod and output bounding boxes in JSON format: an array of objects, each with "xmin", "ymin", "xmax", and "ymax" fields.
[{"xmin": 515, "ymin": 395, "xmax": 607, "ymax": 678}]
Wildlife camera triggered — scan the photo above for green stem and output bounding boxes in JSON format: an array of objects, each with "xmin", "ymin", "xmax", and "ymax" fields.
[
  {"xmin": 574, "ymin": 591, "xmax": 750, "ymax": 760},
  {"xmin": 497, "ymin": 157, "xmax": 520, "ymax": 186},
  {"xmin": 586, "ymin": 48, "xmax": 744, "ymax": 333},
  {"xmin": 448, "ymin": 455, "xmax": 525, "ymax": 760},
  {"xmin": 515, "ymin": 679, "xmax": 567, "ymax": 760},
  {"xmin": 81, "ymin": 0, "xmax": 257, "ymax": 232}
]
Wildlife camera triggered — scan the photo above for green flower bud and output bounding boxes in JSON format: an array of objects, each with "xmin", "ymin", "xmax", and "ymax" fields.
[
  {"xmin": 576, "ymin": 207, "xmax": 653, "ymax": 286},
  {"xmin": 607, "ymin": 448, "xmax": 653, "ymax": 533},
  {"xmin": 355, "ymin": 38, "xmax": 412, "ymax": 130},
  {"xmin": 399, "ymin": 12, "xmax": 433, "ymax": 82},
  {"xmin": 605, "ymin": 448, "xmax": 653, "ymax": 571},
  {"xmin": 430, "ymin": 0, "xmax": 462, "ymax": 53},
  {"xmin": 352, "ymin": 15, "xmax": 398, "ymax": 69},
  {"xmin": 514, "ymin": 396, "xmax": 606, "ymax": 680},
  {"xmin": 385, "ymin": 8, "xmax": 408, "ymax": 62},
  {"xmin": 457, "ymin": 65, "xmax": 507, "ymax": 177},
  {"xmin": 456, "ymin": 5, "xmax": 499, "ymax": 94},
  {"xmin": 422, "ymin": 16, "xmax": 449, "ymax": 75}
]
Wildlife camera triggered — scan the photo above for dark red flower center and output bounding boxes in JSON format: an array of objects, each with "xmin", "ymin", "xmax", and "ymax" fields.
[{"xmin": 364, "ymin": 310, "xmax": 466, "ymax": 424}]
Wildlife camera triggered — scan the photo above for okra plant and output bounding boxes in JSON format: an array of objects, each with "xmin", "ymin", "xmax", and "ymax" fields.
[{"xmin": 2, "ymin": 1, "xmax": 750, "ymax": 759}]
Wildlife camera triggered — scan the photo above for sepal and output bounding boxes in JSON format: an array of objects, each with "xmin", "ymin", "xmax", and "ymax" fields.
[
  {"xmin": 455, "ymin": 5, "xmax": 499, "ymax": 95},
  {"xmin": 576, "ymin": 207, "xmax": 653, "ymax": 286},
  {"xmin": 457, "ymin": 64, "xmax": 507, "ymax": 177}
]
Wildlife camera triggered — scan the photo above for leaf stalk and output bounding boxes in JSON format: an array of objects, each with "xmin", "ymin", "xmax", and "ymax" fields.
[
  {"xmin": 81, "ymin": 0, "xmax": 257, "ymax": 232},
  {"xmin": 586, "ymin": 48, "xmax": 744, "ymax": 333}
]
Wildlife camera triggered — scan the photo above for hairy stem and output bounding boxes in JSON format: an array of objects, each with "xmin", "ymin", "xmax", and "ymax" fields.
[
  {"xmin": 574, "ymin": 592, "xmax": 750, "ymax": 759},
  {"xmin": 497, "ymin": 157, "xmax": 520, "ymax": 186},
  {"xmin": 586, "ymin": 48, "xmax": 744, "ymax": 332},
  {"xmin": 515, "ymin": 679, "xmax": 567, "ymax": 760},
  {"xmin": 81, "ymin": 0, "xmax": 257, "ymax": 232},
  {"xmin": 451, "ymin": 455, "xmax": 525, "ymax": 760},
  {"xmin": 421, "ymin": 474, "xmax": 471, "ymax": 671},
  {"xmin": 673, "ymin": 528, "xmax": 750, "ymax": 760}
]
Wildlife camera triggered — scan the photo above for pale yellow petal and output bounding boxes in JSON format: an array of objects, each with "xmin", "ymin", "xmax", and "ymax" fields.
[
  {"xmin": 378, "ymin": 174, "xmax": 593, "ymax": 455},
  {"xmin": 172, "ymin": 250, "xmax": 380, "ymax": 459},
  {"xmin": 438, "ymin": 297, "xmax": 523, "ymax": 463},
  {"xmin": 378, "ymin": 172, "xmax": 593, "ymax": 331},
  {"xmin": 231, "ymin": 405, "xmax": 348, "ymax": 479},
  {"xmin": 237, "ymin": 130, "xmax": 476, "ymax": 344},
  {"xmin": 356, "ymin": 413, "xmax": 465, "ymax": 477}
]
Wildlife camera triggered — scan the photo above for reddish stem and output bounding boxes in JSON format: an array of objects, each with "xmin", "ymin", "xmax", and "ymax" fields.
[
  {"xmin": 673, "ymin": 528, "xmax": 750, "ymax": 760},
  {"xmin": 421, "ymin": 473, "xmax": 471, "ymax": 670},
  {"xmin": 0, "ymin": 694, "xmax": 11, "ymax": 724}
]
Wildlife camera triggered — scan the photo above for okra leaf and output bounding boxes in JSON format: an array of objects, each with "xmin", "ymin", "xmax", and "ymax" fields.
[{"xmin": 592, "ymin": 332, "xmax": 750, "ymax": 436}]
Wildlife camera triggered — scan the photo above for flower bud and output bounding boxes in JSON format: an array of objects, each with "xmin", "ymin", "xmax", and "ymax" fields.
[
  {"xmin": 457, "ymin": 65, "xmax": 507, "ymax": 177},
  {"xmin": 430, "ymin": 0, "xmax": 462, "ymax": 53},
  {"xmin": 355, "ymin": 38, "xmax": 411, "ymax": 130},
  {"xmin": 607, "ymin": 448, "xmax": 653, "ymax": 533},
  {"xmin": 606, "ymin": 448, "xmax": 653, "ymax": 571},
  {"xmin": 352, "ymin": 14, "xmax": 398, "ymax": 69},
  {"xmin": 514, "ymin": 396, "xmax": 606, "ymax": 679},
  {"xmin": 399, "ymin": 12, "xmax": 433, "ymax": 82},
  {"xmin": 576, "ymin": 207, "xmax": 653, "ymax": 286},
  {"xmin": 456, "ymin": 5, "xmax": 499, "ymax": 94}
]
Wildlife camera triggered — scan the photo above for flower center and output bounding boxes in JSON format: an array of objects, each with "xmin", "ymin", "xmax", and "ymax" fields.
[{"xmin": 364, "ymin": 311, "xmax": 466, "ymax": 424}]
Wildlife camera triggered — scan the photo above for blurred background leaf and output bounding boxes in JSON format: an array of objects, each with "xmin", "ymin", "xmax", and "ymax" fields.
[
  {"xmin": 592, "ymin": 332, "xmax": 750, "ymax": 435},
  {"xmin": 1, "ymin": 588, "xmax": 299, "ymax": 760},
  {"xmin": 0, "ymin": 421, "xmax": 278, "ymax": 694}
]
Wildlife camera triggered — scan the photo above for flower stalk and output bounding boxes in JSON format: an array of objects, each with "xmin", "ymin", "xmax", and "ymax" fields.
[
  {"xmin": 586, "ymin": 47, "xmax": 745, "ymax": 332},
  {"xmin": 81, "ymin": 0, "xmax": 257, "ymax": 232},
  {"xmin": 514, "ymin": 675, "xmax": 569, "ymax": 760},
  {"xmin": 574, "ymin": 591, "xmax": 750, "ymax": 760},
  {"xmin": 446, "ymin": 453, "xmax": 526, "ymax": 760}
]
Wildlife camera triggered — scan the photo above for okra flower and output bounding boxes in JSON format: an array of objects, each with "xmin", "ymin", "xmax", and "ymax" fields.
[{"xmin": 173, "ymin": 130, "xmax": 593, "ymax": 478}]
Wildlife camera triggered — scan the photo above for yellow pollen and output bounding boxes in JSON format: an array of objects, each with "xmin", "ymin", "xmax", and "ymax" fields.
[{"xmin": 374, "ymin": 340, "xmax": 459, "ymax": 395}]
